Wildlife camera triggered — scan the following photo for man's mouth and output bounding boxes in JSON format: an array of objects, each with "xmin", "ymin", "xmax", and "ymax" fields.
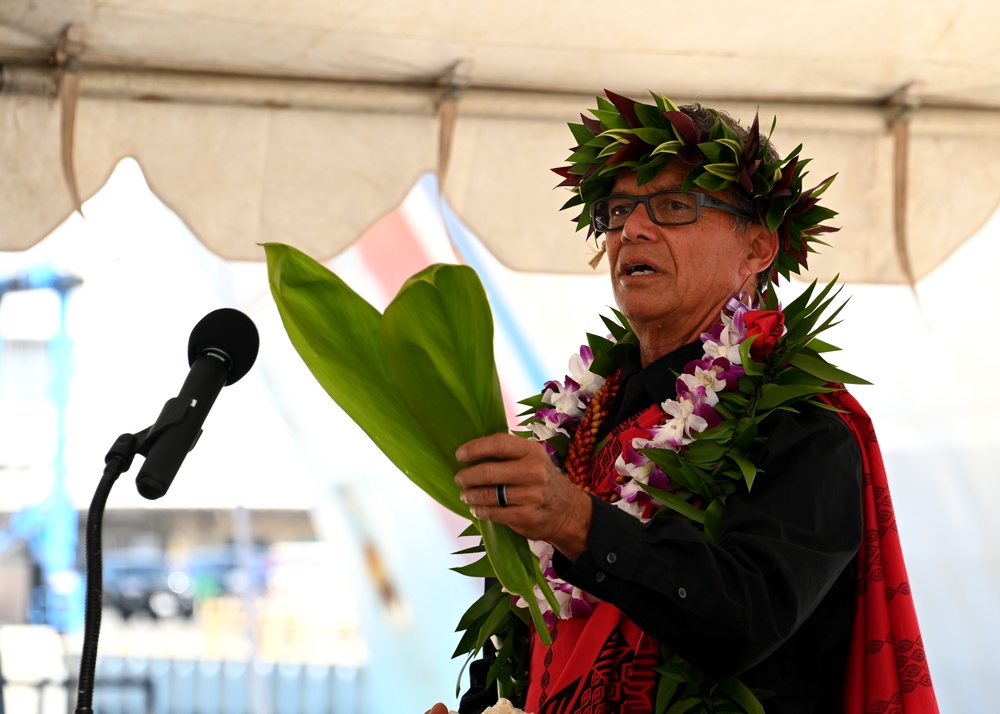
[{"xmin": 625, "ymin": 263, "xmax": 657, "ymax": 276}]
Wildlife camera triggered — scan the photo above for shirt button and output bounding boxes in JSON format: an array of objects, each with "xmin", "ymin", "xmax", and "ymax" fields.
[
  {"xmin": 595, "ymin": 572, "xmax": 606, "ymax": 583},
  {"xmin": 677, "ymin": 587, "xmax": 687, "ymax": 599},
  {"xmin": 606, "ymin": 552, "xmax": 617, "ymax": 564}
]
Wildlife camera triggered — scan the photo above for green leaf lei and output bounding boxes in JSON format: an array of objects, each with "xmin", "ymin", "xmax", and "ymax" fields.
[
  {"xmin": 453, "ymin": 278, "xmax": 869, "ymax": 713},
  {"xmin": 552, "ymin": 90, "xmax": 840, "ymax": 281}
]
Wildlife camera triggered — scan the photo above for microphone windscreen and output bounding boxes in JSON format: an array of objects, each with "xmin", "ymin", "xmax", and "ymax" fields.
[{"xmin": 187, "ymin": 308, "xmax": 260, "ymax": 385}]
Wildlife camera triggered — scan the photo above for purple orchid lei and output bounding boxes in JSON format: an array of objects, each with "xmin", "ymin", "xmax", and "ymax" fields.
[{"xmin": 518, "ymin": 294, "xmax": 773, "ymax": 627}]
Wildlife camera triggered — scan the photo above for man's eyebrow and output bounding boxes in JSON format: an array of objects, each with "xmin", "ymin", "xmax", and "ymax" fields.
[{"xmin": 610, "ymin": 184, "xmax": 684, "ymax": 195}]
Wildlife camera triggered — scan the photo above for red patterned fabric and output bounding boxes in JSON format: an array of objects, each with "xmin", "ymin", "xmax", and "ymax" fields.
[
  {"xmin": 823, "ymin": 391, "xmax": 940, "ymax": 714},
  {"xmin": 525, "ymin": 405, "xmax": 664, "ymax": 714},
  {"xmin": 525, "ymin": 604, "xmax": 660, "ymax": 713},
  {"xmin": 590, "ymin": 405, "xmax": 666, "ymax": 499}
]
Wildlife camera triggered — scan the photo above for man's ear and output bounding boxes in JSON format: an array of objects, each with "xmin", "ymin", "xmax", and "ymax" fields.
[{"xmin": 746, "ymin": 224, "xmax": 779, "ymax": 274}]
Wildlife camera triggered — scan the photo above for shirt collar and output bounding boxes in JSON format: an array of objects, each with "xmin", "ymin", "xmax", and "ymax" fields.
[
  {"xmin": 602, "ymin": 339, "xmax": 706, "ymax": 436},
  {"xmin": 621, "ymin": 339, "xmax": 706, "ymax": 403}
]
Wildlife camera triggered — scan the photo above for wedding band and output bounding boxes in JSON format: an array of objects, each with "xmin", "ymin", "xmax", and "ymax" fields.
[{"xmin": 496, "ymin": 484, "xmax": 509, "ymax": 508}]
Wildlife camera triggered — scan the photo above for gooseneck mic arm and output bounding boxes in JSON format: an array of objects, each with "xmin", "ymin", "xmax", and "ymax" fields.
[
  {"xmin": 75, "ymin": 433, "xmax": 139, "ymax": 714},
  {"xmin": 75, "ymin": 308, "xmax": 259, "ymax": 714}
]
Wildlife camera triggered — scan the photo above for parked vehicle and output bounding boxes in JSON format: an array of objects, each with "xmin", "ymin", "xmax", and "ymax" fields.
[
  {"xmin": 102, "ymin": 548, "xmax": 194, "ymax": 620},
  {"xmin": 184, "ymin": 544, "xmax": 269, "ymax": 600}
]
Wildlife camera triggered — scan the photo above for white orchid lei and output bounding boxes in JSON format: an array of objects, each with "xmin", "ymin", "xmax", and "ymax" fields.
[
  {"xmin": 518, "ymin": 293, "xmax": 756, "ymax": 625},
  {"xmin": 453, "ymin": 279, "xmax": 867, "ymax": 711}
]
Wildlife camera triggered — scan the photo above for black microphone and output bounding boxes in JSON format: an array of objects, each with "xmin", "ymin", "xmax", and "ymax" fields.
[{"xmin": 134, "ymin": 308, "xmax": 259, "ymax": 500}]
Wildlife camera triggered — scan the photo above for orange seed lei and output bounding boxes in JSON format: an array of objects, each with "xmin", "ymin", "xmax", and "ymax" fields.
[{"xmin": 564, "ymin": 367, "xmax": 622, "ymax": 500}]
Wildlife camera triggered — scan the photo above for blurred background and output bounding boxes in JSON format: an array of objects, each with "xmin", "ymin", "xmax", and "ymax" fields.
[{"xmin": 2, "ymin": 2, "xmax": 1000, "ymax": 712}]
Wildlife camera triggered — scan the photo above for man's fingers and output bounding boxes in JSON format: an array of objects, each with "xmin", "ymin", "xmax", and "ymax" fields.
[
  {"xmin": 461, "ymin": 481, "xmax": 521, "ymax": 508},
  {"xmin": 455, "ymin": 432, "xmax": 530, "ymax": 462},
  {"xmin": 456, "ymin": 455, "xmax": 554, "ymax": 493},
  {"xmin": 455, "ymin": 454, "xmax": 506, "ymax": 488}
]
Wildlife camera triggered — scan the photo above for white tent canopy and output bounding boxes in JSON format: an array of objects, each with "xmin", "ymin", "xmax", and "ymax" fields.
[{"xmin": 3, "ymin": 0, "xmax": 1000, "ymax": 283}]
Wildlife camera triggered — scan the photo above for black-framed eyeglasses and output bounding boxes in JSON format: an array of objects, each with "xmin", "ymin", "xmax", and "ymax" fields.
[{"xmin": 591, "ymin": 190, "xmax": 753, "ymax": 233}]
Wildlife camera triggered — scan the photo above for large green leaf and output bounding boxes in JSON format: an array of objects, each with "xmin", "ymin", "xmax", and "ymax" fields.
[
  {"xmin": 265, "ymin": 243, "xmax": 556, "ymax": 641},
  {"xmin": 382, "ymin": 264, "xmax": 507, "ymax": 463},
  {"xmin": 265, "ymin": 243, "xmax": 468, "ymax": 517},
  {"xmin": 381, "ymin": 261, "xmax": 558, "ymax": 632}
]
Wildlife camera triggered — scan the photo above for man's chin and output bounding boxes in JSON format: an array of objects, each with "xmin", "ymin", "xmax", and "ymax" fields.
[
  {"xmin": 615, "ymin": 284, "xmax": 672, "ymax": 314},
  {"xmin": 613, "ymin": 301, "xmax": 673, "ymax": 330}
]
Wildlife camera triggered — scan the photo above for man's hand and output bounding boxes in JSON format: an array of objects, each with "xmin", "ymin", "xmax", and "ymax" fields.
[{"xmin": 455, "ymin": 433, "xmax": 592, "ymax": 561}]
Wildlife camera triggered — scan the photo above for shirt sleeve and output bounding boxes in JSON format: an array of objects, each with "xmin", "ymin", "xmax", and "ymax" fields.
[{"xmin": 552, "ymin": 403, "xmax": 863, "ymax": 680}]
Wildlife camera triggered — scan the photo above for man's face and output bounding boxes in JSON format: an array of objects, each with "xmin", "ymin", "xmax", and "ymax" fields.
[{"xmin": 603, "ymin": 162, "xmax": 760, "ymax": 339}]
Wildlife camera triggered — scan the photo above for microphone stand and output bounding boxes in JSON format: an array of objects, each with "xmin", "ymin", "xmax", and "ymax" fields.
[
  {"xmin": 74, "ymin": 433, "xmax": 139, "ymax": 714},
  {"xmin": 75, "ymin": 400, "xmax": 196, "ymax": 713}
]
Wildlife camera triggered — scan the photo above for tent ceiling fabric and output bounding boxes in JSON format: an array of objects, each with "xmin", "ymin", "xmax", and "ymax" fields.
[{"xmin": 3, "ymin": 1, "xmax": 1000, "ymax": 283}]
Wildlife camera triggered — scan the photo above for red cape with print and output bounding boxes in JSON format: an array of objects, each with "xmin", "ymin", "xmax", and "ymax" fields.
[
  {"xmin": 525, "ymin": 391, "xmax": 939, "ymax": 713},
  {"xmin": 823, "ymin": 390, "xmax": 939, "ymax": 713}
]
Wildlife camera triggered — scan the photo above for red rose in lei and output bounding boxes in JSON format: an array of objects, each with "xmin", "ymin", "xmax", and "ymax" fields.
[{"xmin": 743, "ymin": 310, "xmax": 786, "ymax": 358}]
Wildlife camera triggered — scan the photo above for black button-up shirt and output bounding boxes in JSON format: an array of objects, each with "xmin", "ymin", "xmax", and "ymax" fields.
[
  {"xmin": 553, "ymin": 342, "xmax": 863, "ymax": 712},
  {"xmin": 462, "ymin": 341, "xmax": 863, "ymax": 713}
]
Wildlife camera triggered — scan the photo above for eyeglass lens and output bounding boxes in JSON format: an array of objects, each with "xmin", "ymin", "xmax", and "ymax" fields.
[{"xmin": 593, "ymin": 192, "xmax": 701, "ymax": 231}]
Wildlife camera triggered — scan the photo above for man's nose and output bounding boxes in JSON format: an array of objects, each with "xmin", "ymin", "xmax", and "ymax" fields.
[{"xmin": 621, "ymin": 201, "xmax": 656, "ymax": 242}]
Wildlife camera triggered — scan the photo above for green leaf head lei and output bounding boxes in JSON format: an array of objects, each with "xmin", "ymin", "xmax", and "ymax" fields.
[{"xmin": 552, "ymin": 90, "xmax": 841, "ymax": 282}]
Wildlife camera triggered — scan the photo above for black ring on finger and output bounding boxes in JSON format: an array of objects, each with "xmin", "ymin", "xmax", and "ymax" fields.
[{"xmin": 496, "ymin": 483, "xmax": 509, "ymax": 508}]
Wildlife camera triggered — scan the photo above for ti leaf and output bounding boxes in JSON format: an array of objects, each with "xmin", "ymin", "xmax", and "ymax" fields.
[
  {"xmin": 265, "ymin": 243, "xmax": 557, "ymax": 643},
  {"xmin": 264, "ymin": 242, "xmax": 466, "ymax": 516}
]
